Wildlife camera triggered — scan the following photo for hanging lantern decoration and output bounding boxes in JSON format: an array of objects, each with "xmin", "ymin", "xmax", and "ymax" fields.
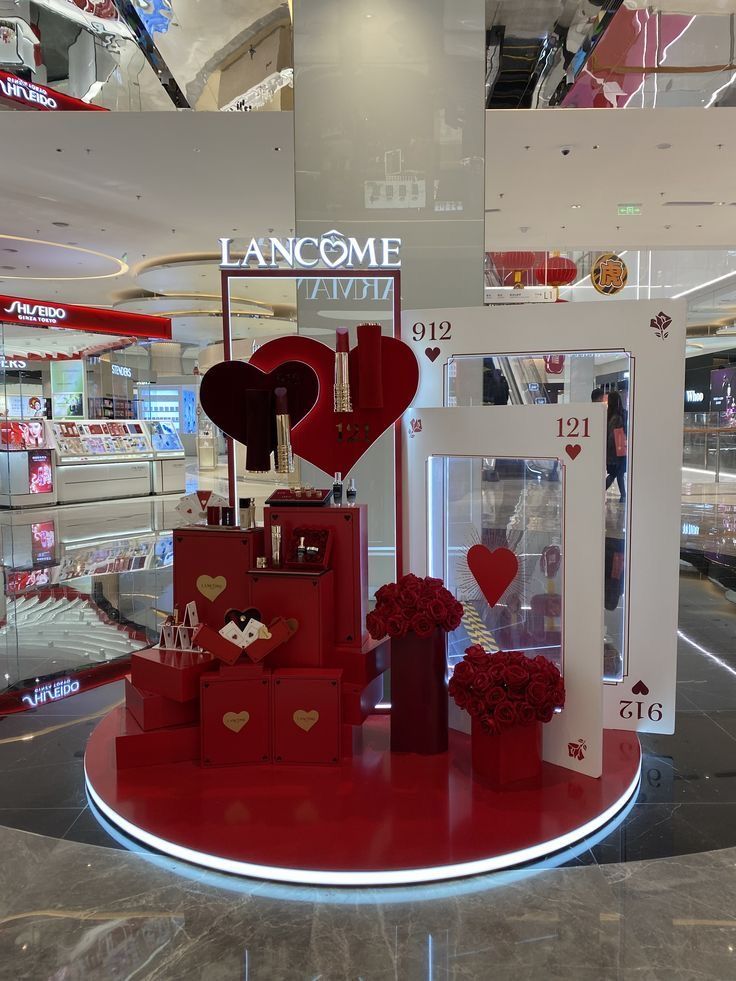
[
  {"xmin": 534, "ymin": 256, "xmax": 578, "ymax": 288},
  {"xmin": 488, "ymin": 251, "xmax": 537, "ymax": 288}
]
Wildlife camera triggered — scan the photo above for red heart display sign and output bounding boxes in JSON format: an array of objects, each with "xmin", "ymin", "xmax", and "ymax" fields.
[
  {"xmin": 199, "ymin": 360, "xmax": 319, "ymax": 452},
  {"xmin": 565, "ymin": 444, "xmax": 581, "ymax": 461},
  {"xmin": 466, "ymin": 545, "xmax": 519, "ymax": 608},
  {"xmin": 250, "ymin": 334, "xmax": 419, "ymax": 476},
  {"xmin": 425, "ymin": 347, "xmax": 441, "ymax": 362}
]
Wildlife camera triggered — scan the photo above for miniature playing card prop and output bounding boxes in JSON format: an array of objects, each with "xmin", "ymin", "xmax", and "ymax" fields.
[
  {"xmin": 176, "ymin": 490, "xmax": 228, "ymax": 524},
  {"xmin": 183, "ymin": 601, "xmax": 199, "ymax": 628}
]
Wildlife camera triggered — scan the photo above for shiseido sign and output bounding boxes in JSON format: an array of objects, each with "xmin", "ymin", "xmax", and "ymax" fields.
[
  {"xmin": 220, "ymin": 230, "xmax": 401, "ymax": 270},
  {"xmin": 0, "ymin": 293, "xmax": 172, "ymax": 340},
  {"xmin": 0, "ymin": 70, "xmax": 107, "ymax": 112},
  {"xmin": 4, "ymin": 300, "xmax": 67, "ymax": 325}
]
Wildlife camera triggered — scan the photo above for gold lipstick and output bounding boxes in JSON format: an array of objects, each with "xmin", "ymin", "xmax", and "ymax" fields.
[
  {"xmin": 333, "ymin": 327, "xmax": 353, "ymax": 413},
  {"xmin": 274, "ymin": 386, "xmax": 294, "ymax": 474}
]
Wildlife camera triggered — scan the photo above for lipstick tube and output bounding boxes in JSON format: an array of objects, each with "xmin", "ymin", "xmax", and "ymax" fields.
[
  {"xmin": 244, "ymin": 388, "xmax": 272, "ymax": 473},
  {"xmin": 333, "ymin": 327, "xmax": 353, "ymax": 413},
  {"xmin": 274, "ymin": 386, "xmax": 294, "ymax": 474},
  {"xmin": 357, "ymin": 322, "xmax": 383, "ymax": 409}
]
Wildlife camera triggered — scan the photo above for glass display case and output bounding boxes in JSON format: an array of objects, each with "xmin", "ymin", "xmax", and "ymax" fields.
[{"xmin": 446, "ymin": 351, "xmax": 630, "ymax": 683}]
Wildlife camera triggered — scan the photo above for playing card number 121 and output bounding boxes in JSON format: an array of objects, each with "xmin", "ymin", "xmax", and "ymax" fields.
[{"xmin": 557, "ymin": 417, "xmax": 590, "ymax": 438}]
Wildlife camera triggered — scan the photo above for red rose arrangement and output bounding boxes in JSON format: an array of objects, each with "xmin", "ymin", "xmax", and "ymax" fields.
[
  {"xmin": 449, "ymin": 646, "xmax": 565, "ymax": 734},
  {"xmin": 366, "ymin": 574, "xmax": 464, "ymax": 640}
]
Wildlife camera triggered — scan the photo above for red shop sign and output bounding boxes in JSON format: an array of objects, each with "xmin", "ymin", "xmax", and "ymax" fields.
[
  {"xmin": 0, "ymin": 294, "xmax": 172, "ymax": 340},
  {"xmin": 0, "ymin": 71, "xmax": 108, "ymax": 112}
]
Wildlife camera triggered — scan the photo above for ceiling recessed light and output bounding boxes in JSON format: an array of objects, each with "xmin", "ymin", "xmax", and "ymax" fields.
[
  {"xmin": 274, "ymin": 147, "xmax": 281, "ymax": 151},
  {"xmin": 656, "ymin": 143, "xmax": 672, "ymax": 150},
  {"xmin": 52, "ymin": 221, "xmax": 69, "ymax": 228},
  {"xmin": 571, "ymin": 204, "xmax": 582, "ymax": 209}
]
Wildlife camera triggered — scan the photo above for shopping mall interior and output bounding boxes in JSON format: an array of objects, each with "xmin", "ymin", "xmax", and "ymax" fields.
[{"xmin": 2, "ymin": 2, "xmax": 736, "ymax": 979}]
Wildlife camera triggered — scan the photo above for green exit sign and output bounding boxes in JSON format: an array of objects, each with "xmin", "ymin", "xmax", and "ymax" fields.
[{"xmin": 617, "ymin": 203, "xmax": 642, "ymax": 216}]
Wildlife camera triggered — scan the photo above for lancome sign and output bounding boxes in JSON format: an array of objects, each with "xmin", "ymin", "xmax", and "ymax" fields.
[{"xmin": 219, "ymin": 230, "xmax": 401, "ymax": 270}]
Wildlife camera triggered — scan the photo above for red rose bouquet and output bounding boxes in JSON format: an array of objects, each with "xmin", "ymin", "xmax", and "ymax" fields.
[
  {"xmin": 449, "ymin": 646, "xmax": 565, "ymax": 734},
  {"xmin": 366, "ymin": 574, "xmax": 464, "ymax": 640}
]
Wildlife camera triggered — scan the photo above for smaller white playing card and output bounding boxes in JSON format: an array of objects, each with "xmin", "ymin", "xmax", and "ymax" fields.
[
  {"xmin": 219, "ymin": 622, "xmax": 246, "ymax": 648},
  {"xmin": 177, "ymin": 626, "xmax": 192, "ymax": 650},
  {"xmin": 183, "ymin": 601, "xmax": 199, "ymax": 627},
  {"xmin": 162, "ymin": 624, "xmax": 175, "ymax": 649}
]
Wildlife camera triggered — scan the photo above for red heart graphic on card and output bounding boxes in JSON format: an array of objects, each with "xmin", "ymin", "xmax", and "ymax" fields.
[
  {"xmin": 250, "ymin": 334, "xmax": 419, "ymax": 476},
  {"xmin": 565, "ymin": 444, "xmax": 581, "ymax": 460},
  {"xmin": 467, "ymin": 545, "xmax": 518, "ymax": 607},
  {"xmin": 199, "ymin": 360, "xmax": 319, "ymax": 451}
]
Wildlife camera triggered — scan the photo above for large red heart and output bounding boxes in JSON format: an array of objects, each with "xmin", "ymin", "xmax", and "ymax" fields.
[
  {"xmin": 250, "ymin": 334, "xmax": 419, "ymax": 476},
  {"xmin": 199, "ymin": 360, "xmax": 319, "ymax": 452},
  {"xmin": 467, "ymin": 545, "xmax": 518, "ymax": 608}
]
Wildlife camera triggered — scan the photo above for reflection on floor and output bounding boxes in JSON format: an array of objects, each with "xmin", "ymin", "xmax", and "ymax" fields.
[
  {"xmin": 0, "ymin": 470, "xmax": 735, "ymax": 975},
  {"xmin": 0, "ymin": 570, "xmax": 736, "ymax": 977}
]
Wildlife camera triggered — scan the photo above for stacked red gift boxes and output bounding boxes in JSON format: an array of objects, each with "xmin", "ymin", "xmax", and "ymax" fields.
[{"xmin": 118, "ymin": 505, "xmax": 389, "ymax": 769}]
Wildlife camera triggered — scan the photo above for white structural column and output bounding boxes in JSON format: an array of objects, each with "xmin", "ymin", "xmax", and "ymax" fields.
[{"xmin": 292, "ymin": 0, "xmax": 486, "ymax": 585}]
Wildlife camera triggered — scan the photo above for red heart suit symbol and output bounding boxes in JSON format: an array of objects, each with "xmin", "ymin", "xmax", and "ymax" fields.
[
  {"xmin": 466, "ymin": 545, "xmax": 518, "ymax": 608},
  {"xmin": 565, "ymin": 444, "xmax": 581, "ymax": 460},
  {"xmin": 199, "ymin": 360, "xmax": 319, "ymax": 453},
  {"xmin": 250, "ymin": 334, "xmax": 419, "ymax": 476},
  {"xmin": 425, "ymin": 347, "xmax": 441, "ymax": 362}
]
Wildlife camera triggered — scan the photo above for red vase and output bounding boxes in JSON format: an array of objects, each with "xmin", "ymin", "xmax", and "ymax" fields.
[
  {"xmin": 471, "ymin": 717, "xmax": 542, "ymax": 788},
  {"xmin": 390, "ymin": 628, "xmax": 448, "ymax": 754}
]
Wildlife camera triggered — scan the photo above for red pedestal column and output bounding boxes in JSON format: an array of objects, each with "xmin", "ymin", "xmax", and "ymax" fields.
[
  {"xmin": 471, "ymin": 718, "xmax": 542, "ymax": 788},
  {"xmin": 390, "ymin": 628, "xmax": 447, "ymax": 755}
]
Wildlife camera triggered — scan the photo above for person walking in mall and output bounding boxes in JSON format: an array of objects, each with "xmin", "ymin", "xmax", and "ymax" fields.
[{"xmin": 605, "ymin": 390, "xmax": 627, "ymax": 502}]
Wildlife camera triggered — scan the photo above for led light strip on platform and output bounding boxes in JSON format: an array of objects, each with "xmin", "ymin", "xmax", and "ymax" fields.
[{"xmin": 84, "ymin": 763, "xmax": 641, "ymax": 887}]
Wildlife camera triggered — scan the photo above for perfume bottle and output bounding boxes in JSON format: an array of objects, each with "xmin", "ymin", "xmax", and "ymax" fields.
[
  {"xmin": 346, "ymin": 477, "xmax": 357, "ymax": 505},
  {"xmin": 296, "ymin": 536, "xmax": 307, "ymax": 563},
  {"xmin": 271, "ymin": 525, "xmax": 282, "ymax": 567},
  {"xmin": 332, "ymin": 471, "xmax": 343, "ymax": 505}
]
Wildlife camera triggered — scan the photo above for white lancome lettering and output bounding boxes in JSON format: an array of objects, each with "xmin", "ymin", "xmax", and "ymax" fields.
[
  {"xmin": 218, "ymin": 232, "xmax": 401, "ymax": 270},
  {"xmin": 293, "ymin": 237, "xmax": 319, "ymax": 268},
  {"xmin": 219, "ymin": 237, "xmax": 239, "ymax": 268}
]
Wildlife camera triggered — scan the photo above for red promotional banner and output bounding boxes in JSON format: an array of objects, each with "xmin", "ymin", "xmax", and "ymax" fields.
[
  {"xmin": 0, "ymin": 71, "xmax": 108, "ymax": 112},
  {"xmin": 0, "ymin": 295, "xmax": 172, "ymax": 340}
]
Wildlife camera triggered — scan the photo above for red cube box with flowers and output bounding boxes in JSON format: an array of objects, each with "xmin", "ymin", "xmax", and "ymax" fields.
[{"xmin": 449, "ymin": 646, "xmax": 566, "ymax": 787}]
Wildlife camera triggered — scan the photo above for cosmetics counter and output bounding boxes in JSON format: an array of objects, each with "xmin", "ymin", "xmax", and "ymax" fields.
[{"xmin": 0, "ymin": 419, "xmax": 186, "ymax": 507}]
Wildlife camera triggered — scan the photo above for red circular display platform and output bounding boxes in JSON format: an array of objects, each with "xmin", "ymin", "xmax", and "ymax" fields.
[{"xmin": 85, "ymin": 709, "xmax": 641, "ymax": 886}]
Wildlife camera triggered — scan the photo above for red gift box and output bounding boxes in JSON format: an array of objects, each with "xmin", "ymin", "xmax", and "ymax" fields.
[
  {"xmin": 342, "ymin": 674, "xmax": 384, "ymax": 726},
  {"xmin": 173, "ymin": 527, "xmax": 265, "ymax": 631},
  {"xmin": 248, "ymin": 570, "xmax": 334, "ymax": 668},
  {"xmin": 130, "ymin": 647, "xmax": 215, "ymax": 703},
  {"xmin": 284, "ymin": 526, "xmax": 334, "ymax": 571},
  {"xmin": 200, "ymin": 667, "xmax": 271, "ymax": 766},
  {"xmin": 246, "ymin": 617, "xmax": 298, "ymax": 663},
  {"xmin": 272, "ymin": 668, "xmax": 342, "ymax": 764},
  {"xmin": 115, "ymin": 709, "xmax": 200, "ymax": 769},
  {"xmin": 192, "ymin": 622, "xmax": 242, "ymax": 665},
  {"xmin": 265, "ymin": 505, "xmax": 367, "ymax": 648},
  {"xmin": 124, "ymin": 678, "xmax": 198, "ymax": 731}
]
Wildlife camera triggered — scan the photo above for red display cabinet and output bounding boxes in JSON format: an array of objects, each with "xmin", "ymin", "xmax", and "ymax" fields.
[
  {"xmin": 116, "ymin": 710, "xmax": 200, "ymax": 769},
  {"xmin": 124, "ymin": 678, "xmax": 198, "ymax": 731},
  {"xmin": 130, "ymin": 647, "xmax": 214, "ymax": 703},
  {"xmin": 331, "ymin": 636, "xmax": 390, "ymax": 687},
  {"xmin": 173, "ymin": 526, "xmax": 265, "ymax": 631},
  {"xmin": 264, "ymin": 505, "xmax": 368, "ymax": 648},
  {"xmin": 342, "ymin": 674, "xmax": 384, "ymax": 726},
  {"xmin": 200, "ymin": 666, "xmax": 271, "ymax": 766},
  {"xmin": 248, "ymin": 569, "xmax": 334, "ymax": 668},
  {"xmin": 272, "ymin": 668, "xmax": 342, "ymax": 764}
]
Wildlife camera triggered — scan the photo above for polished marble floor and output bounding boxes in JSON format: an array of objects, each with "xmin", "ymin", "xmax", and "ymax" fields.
[{"xmin": 0, "ymin": 470, "xmax": 735, "ymax": 976}]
